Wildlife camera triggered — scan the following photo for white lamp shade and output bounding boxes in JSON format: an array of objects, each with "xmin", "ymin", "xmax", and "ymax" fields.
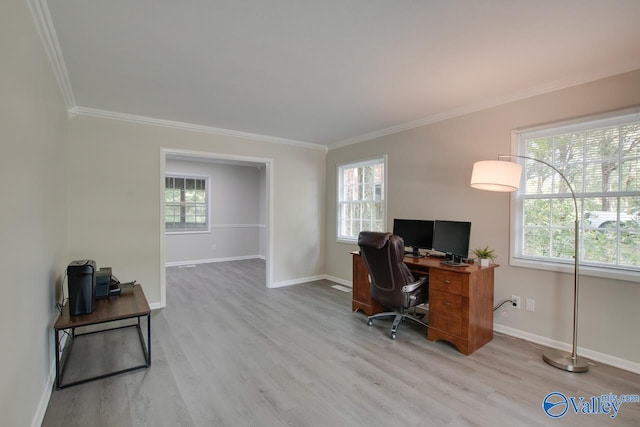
[{"xmin": 470, "ymin": 160, "xmax": 523, "ymax": 192}]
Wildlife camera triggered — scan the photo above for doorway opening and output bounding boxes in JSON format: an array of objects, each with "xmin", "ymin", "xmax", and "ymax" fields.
[{"xmin": 159, "ymin": 148, "xmax": 273, "ymax": 307}]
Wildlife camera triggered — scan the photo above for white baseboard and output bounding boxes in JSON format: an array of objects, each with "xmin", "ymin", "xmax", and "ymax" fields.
[
  {"xmin": 33, "ymin": 367, "xmax": 54, "ymax": 427},
  {"xmin": 33, "ymin": 331, "xmax": 68, "ymax": 427},
  {"xmin": 149, "ymin": 302, "xmax": 165, "ymax": 310},
  {"xmin": 269, "ymin": 274, "xmax": 327, "ymax": 288},
  {"xmin": 269, "ymin": 274, "xmax": 351, "ymax": 289},
  {"xmin": 165, "ymin": 255, "xmax": 263, "ymax": 267},
  {"xmin": 494, "ymin": 323, "xmax": 640, "ymax": 375}
]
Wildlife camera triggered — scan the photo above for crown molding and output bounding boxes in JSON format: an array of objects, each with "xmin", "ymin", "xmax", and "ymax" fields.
[
  {"xmin": 27, "ymin": 1, "xmax": 324, "ymax": 152},
  {"xmin": 328, "ymin": 60, "xmax": 640, "ymax": 150},
  {"xmin": 71, "ymin": 107, "xmax": 327, "ymax": 151},
  {"xmin": 28, "ymin": 0, "xmax": 76, "ymax": 111}
]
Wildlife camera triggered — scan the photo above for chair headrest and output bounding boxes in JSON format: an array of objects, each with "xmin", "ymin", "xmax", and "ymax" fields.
[{"xmin": 358, "ymin": 231, "xmax": 392, "ymax": 249}]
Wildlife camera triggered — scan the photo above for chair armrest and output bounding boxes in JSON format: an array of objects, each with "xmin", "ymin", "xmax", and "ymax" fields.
[{"xmin": 401, "ymin": 276, "xmax": 427, "ymax": 293}]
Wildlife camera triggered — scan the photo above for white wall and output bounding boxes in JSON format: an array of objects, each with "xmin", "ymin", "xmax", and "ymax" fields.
[
  {"xmin": 0, "ymin": 1, "xmax": 69, "ymax": 425},
  {"xmin": 165, "ymin": 159, "xmax": 264, "ymax": 264},
  {"xmin": 259, "ymin": 166, "xmax": 268, "ymax": 257},
  {"xmin": 66, "ymin": 115, "xmax": 326, "ymax": 303},
  {"xmin": 326, "ymin": 69, "xmax": 640, "ymax": 369}
]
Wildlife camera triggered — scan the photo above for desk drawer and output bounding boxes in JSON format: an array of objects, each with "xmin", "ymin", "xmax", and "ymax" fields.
[
  {"xmin": 429, "ymin": 289, "xmax": 463, "ymax": 337},
  {"xmin": 430, "ymin": 269, "xmax": 463, "ymax": 295}
]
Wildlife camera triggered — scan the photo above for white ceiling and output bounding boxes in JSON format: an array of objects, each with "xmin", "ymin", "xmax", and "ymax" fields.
[{"xmin": 38, "ymin": 0, "xmax": 640, "ymax": 148}]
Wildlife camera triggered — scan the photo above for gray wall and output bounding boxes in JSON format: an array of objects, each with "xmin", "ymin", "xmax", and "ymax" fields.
[
  {"xmin": 259, "ymin": 166, "xmax": 268, "ymax": 257},
  {"xmin": 0, "ymin": 1, "xmax": 69, "ymax": 425},
  {"xmin": 165, "ymin": 159, "xmax": 265, "ymax": 264},
  {"xmin": 326, "ymin": 69, "xmax": 640, "ymax": 369}
]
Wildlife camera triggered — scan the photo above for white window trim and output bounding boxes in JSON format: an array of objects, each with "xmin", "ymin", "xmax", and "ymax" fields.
[
  {"xmin": 336, "ymin": 155, "xmax": 388, "ymax": 244},
  {"xmin": 165, "ymin": 173, "xmax": 211, "ymax": 235},
  {"xmin": 508, "ymin": 107, "xmax": 640, "ymax": 283}
]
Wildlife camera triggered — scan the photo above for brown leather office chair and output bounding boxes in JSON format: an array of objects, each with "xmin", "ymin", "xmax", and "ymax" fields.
[{"xmin": 357, "ymin": 231, "xmax": 428, "ymax": 339}]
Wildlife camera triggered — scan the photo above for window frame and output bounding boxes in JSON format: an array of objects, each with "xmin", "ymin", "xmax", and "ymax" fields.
[
  {"xmin": 164, "ymin": 174, "xmax": 210, "ymax": 234},
  {"xmin": 509, "ymin": 108, "xmax": 640, "ymax": 283},
  {"xmin": 336, "ymin": 155, "xmax": 387, "ymax": 244}
]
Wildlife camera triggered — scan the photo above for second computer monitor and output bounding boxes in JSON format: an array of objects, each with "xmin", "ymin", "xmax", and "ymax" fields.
[
  {"xmin": 393, "ymin": 219, "xmax": 434, "ymax": 257},
  {"xmin": 432, "ymin": 220, "xmax": 472, "ymax": 259}
]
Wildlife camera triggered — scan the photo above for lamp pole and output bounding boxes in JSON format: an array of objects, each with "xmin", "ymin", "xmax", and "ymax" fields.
[{"xmin": 497, "ymin": 155, "xmax": 588, "ymax": 372}]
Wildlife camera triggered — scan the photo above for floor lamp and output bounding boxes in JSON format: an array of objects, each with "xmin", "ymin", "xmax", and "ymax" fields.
[{"xmin": 470, "ymin": 155, "xmax": 589, "ymax": 373}]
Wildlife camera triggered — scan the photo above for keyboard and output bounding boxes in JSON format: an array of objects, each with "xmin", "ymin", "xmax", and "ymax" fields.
[
  {"xmin": 404, "ymin": 252, "xmax": 424, "ymax": 258},
  {"xmin": 440, "ymin": 260, "xmax": 469, "ymax": 267}
]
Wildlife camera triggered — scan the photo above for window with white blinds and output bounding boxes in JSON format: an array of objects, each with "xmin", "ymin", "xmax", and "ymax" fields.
[
  {"xmin": 512, "ymin": 109, "xmax": 640, "ymax": 277},
  {"xmin": 337, "ymin": 157, "xmax": 386, "ymax": 242},
  {"xmin": 165, "ymin": 175, "xmax": 209, "ymax": 232}
]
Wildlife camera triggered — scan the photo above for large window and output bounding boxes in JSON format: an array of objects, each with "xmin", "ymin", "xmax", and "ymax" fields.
[
  {"xmin": 165, "ymin": 175, "xmax": 208, "ymax": 232},
  {"xmin": 512, "ymin": 109, "xmax": 640, "ymax": 278},
  {"xmin": 337, "ymin": 157, "xmax": 386, "ymax": 242}
]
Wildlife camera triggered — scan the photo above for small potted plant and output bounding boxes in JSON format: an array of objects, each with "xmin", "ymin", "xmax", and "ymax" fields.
[{"xmin": 472, "ymin": 246, "xmax": 496, "ymax": 267}]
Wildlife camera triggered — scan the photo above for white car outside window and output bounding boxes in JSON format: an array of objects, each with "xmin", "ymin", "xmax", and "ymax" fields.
[{"xmin": 584, "ymin": 211, "xmax": 638, "ymax": 229}]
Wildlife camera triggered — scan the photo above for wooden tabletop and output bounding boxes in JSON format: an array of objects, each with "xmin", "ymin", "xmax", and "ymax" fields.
[
  {"xmin": 402, "ymin": 255, "xmax": 499, "ymax": 273},
  {"xmin": 55, "ymin": 284, "xmax": 150, "ymax": 330},
  {"xmin": 351, "ymin": 251, "xmax": 498, "ymax": 274}
]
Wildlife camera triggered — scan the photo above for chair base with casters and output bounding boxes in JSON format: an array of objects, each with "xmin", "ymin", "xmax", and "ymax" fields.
[{"xmin": 367, "ymin": 308, "xmax": 428, "ymax": 340}]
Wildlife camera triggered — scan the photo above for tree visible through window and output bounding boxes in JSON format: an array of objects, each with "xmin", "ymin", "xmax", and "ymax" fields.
[
  {"xmin": 514, "ymin": 110, "xmax": 640, "ymax": 272},
  {"xmin": 165, "ymin": 176, "xmax": 208, "ymax": 231},
  {"xmin": 337, "ymin": 157, "xmax": 385, "ymax": 241}
]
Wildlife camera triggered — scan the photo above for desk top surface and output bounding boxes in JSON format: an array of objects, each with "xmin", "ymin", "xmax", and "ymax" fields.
[
  {"xmin": 352, "ymin": 251, "xmax": 498, "ymax": 274},
  {"xmin": 55, "ymin": 284, "xmax": 150, "ymax": 330}
]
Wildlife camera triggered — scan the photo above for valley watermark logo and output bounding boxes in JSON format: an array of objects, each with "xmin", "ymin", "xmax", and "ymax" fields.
[{"xmin": 543, "ymin": 391, "xmax": 640, "ymax": 419}]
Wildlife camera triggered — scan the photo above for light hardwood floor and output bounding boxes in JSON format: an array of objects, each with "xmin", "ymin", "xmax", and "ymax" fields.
[{"xmin": 43, "ymin": 259, "xmax": 640, "ymax": 426}]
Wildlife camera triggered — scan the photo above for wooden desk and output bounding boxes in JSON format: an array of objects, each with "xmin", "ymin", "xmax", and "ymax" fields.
[
  {"xmin": 351, "ymin": 252, "xmax": 497, "ymax": 355},
  {"xmin": 54, "ymin": 284, "xmax": 151, "ymax": 389}
]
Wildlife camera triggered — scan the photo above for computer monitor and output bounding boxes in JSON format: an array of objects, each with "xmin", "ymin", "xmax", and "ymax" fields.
[
  {"xmin": 392, "ymin": 219, "xmax": 434, "ymax": 258},
  {"xmin": 432, "ymin": 220, "xmax": 472, "ymax": 263}
]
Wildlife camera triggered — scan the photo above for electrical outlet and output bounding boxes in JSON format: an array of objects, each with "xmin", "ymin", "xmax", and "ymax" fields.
[
  {"xmin": 526, "ymin": 298, "xmax": 535, "ymax": 312},
  {"xmin": 512, "ymin": 295, "xmax": 521, "ymax": 309}
]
